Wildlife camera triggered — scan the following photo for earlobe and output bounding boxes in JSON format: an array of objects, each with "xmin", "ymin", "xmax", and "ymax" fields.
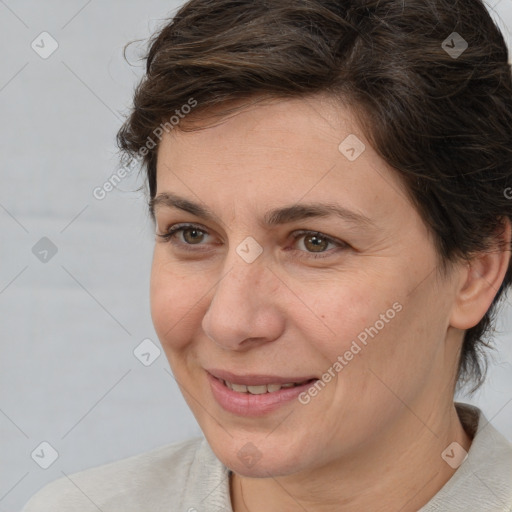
[{"xmin": 450, "ymin": 218, "xmax": 511, "ymax": 330}]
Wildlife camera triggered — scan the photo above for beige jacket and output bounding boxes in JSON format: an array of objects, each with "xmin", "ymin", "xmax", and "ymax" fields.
[{"xmin": 21, "ymin": 402, "xmax": 512, "ymax": 511}]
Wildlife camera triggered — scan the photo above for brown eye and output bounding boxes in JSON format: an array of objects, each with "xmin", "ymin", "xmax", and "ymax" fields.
[
  {"xmin": 181, "ymin": 227, "xmax": 206, "ymax": 244},
  {"xmin": 291, "ymin": 230, "xmax": 347, "ymax": 260},
  {"xmin": 156, "ymin": 223, "xmax": 211, "ymax": 248},
  {"xmin": 302, "ymin": 233, "xmax": 330, "ymax": 253}
]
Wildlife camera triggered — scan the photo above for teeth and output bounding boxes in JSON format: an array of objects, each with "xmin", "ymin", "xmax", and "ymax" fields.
[
  {"xmin": 223, "ymin": 379, "xmax": 310, "ymax": 394},
  {"xmin": 247, "ymin": 385, "xmax": 267, "ymax": 394}
]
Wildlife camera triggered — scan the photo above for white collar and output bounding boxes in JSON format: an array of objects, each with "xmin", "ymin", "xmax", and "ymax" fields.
[{"xmin": 185, "ymin": 402, "xmax": 512, "ymax": 511}]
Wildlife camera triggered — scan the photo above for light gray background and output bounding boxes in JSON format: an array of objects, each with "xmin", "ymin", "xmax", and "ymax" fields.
[{"xmin": 1, "ymin": 1, "xmax": 511, "ymax": 511}]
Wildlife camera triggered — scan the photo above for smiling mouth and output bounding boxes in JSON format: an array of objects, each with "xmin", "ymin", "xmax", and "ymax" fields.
[
  {"xmin": 218, "ymin": 378, "xmax": 317, "ymax": 394},
  {"xmin": 207, "ymin": 372, "xmax": 320, "ymax": 416}
]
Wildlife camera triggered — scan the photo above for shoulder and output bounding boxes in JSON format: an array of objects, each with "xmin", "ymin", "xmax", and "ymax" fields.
[
  {"xmin": 21, "ymin": 437, "xmax": 207, "ymax": 512},
  {"xmin": 420, "ymin": 403, "xmax": 512, "ymax": 511}
]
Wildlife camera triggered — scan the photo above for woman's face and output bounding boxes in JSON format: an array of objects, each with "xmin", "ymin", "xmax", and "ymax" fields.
[{"xmin": 150, "ymin": 96, "xmax": 462, "ymax": 477}]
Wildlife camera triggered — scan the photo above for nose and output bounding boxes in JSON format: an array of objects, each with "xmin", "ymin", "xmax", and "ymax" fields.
[{"xmin": 201, "ymin": 253, "xmax": 285, "ymax": 351}]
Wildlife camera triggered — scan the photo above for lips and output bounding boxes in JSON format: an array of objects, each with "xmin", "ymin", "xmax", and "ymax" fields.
[
  {"xmin": 223, "ymin": 380, "xmax": 314, "ymax": 394},
  {"xmin": 206, "ymin": 370, "xmax": 320, "ymax": 416},
  {"xmin": 206, "ymin": 369, "xmax": 318, "ymax": 387}
]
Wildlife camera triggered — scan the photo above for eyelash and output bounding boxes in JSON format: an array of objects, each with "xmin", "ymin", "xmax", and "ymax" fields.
[{"xmin": 156, "ymin": 223, "xmax": 347, "ymax": 260}]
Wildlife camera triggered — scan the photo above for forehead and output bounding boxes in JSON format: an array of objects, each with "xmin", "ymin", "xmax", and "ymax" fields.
[
  {"xmin": 159, "ymin": 95, "xmax": 356, "ymax": 161},
  {"xmin": 153, "ymin": 96, "xmax": 410, "ymax": 223}
]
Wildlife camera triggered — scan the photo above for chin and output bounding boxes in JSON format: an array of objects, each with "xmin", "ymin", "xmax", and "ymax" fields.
[
  {"xmin": 207, "ymin": 432, "xmax": 312, "ymax": 478},
  {"xmin": 225, "ymin": 453, "xmax": 305, "ymax": 479}
]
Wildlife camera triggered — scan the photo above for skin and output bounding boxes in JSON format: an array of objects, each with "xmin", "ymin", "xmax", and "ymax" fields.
[{"xmin": 149, "ymin": 94, "xmax": 511, "ymax": 511}]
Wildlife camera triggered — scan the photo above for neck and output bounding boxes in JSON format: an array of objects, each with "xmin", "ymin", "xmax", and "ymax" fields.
[{"xmin": 230, "ymin": 402, "xmax": 473, "ymax": 512}]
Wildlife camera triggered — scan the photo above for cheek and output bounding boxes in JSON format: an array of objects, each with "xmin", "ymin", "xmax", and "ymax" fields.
[
  {"xmin": 294, "ymin": 274, "xmax": 397, "ymax": 358},
  {"xmin": 300, "ymin": 272, "xmax": 437, "ymax": 399},
  {"xmin": 328, "ymin": 283, "xmax": 448, "ymax": 413},
  {"xmin": 149, "ymin": 253, "xmax": 208, "ymax": 351}
]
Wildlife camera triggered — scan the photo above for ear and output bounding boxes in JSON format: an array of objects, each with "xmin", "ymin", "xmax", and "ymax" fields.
[{"xmin": 450, "ymin": 218, "xmax": 512, "ymax": 330}]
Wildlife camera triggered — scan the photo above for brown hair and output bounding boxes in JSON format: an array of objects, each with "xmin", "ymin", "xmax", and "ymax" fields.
[{"xmin": 117, "ymin": 0, "xmax": 512, "ymax": 393}]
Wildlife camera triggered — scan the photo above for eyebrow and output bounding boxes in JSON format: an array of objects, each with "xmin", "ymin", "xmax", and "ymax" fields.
[{"xmin": 149, "ymin": 192, "xmax": 375, "ymax": 228}]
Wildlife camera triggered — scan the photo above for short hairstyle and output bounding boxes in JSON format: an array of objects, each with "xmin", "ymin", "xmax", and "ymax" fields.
[{"xmin": 117, "ymin": 0, "xmax": 512, "ymax": 393}]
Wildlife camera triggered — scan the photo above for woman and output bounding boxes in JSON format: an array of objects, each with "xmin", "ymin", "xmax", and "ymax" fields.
[{"xmin": 22, "ymin": 0, "xmax": 512, "ymax": 510}]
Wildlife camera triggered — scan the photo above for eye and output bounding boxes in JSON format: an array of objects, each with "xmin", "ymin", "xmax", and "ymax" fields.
[
  {"xmin": 290, "ymin": 230, "xmax": 348, "ymax": 259},
  {"xmin": 156, "ymin": 223, "xmax": 348, "ymax": 259},
  {"xmin": 156, "ymin": 223, "xmax": 212, "ymax": 250}
]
